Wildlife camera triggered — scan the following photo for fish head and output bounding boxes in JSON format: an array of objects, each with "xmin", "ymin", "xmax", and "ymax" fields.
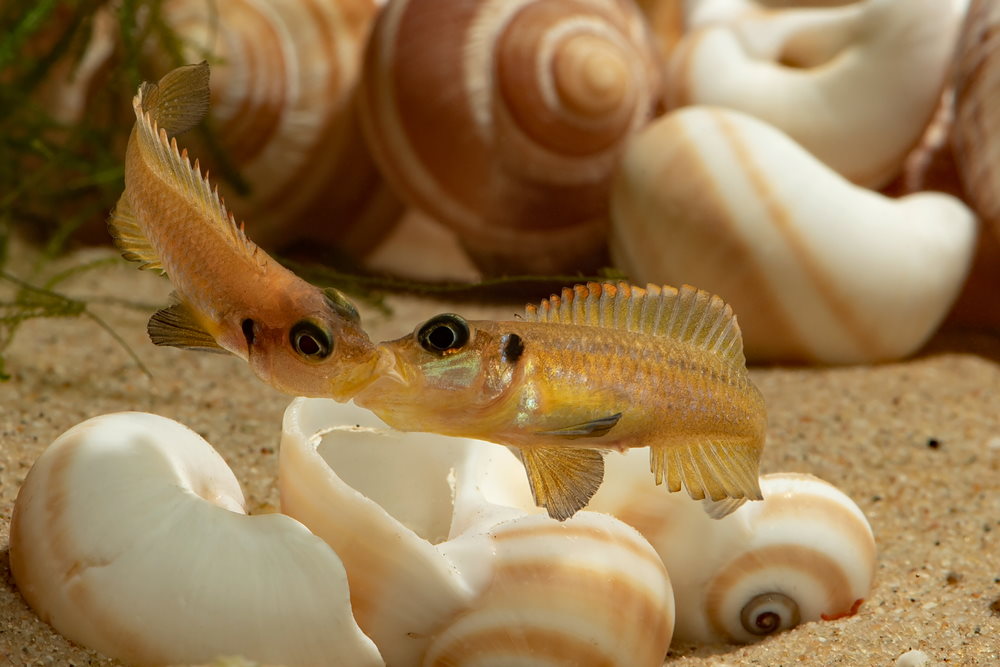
[
  {"xmin": 240, "ymin": 287, "xmax": 383, "ymax": 400},
  {"xmin": 355, "ymin": 314, "xmax": 520, "ymax": 435}
]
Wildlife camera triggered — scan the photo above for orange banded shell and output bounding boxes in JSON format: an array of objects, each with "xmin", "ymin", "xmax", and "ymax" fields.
[{"xmin": 359, "ymin": 0, "xmax": 664, "ymax": 274}]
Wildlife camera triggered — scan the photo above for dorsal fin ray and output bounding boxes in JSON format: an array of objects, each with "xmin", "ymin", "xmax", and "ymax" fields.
[
  {"xmin": 523, "ymin": 282, "xmax": 746, "ymax": 367},
  {"xmin": 109, "ymin": 62, "xmax": 264, "ymax": 272},
  {"xmin": 137, "ymin": 61, "xmax": 211, "ymax": 137}
]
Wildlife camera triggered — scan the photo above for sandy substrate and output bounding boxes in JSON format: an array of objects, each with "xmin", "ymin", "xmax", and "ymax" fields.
[{"xmin": 1, "ymin": 247, "xmax": 998, "ymax": 666}]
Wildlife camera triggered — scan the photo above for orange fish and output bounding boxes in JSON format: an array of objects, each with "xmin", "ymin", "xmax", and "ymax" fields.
[
  {"xmin": 354, "ymin": 282, "xmax": 768, "ymax": 520},
  {"xmin": 108, "ymin": 63, "xmax": 380, "ymax": 399}
]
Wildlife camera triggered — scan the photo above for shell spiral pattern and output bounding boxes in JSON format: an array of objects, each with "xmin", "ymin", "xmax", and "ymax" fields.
[
  {"xmin": 159, "ymin": 0, "xmax": 402, "ymax": 251},
  {"xmin": 360, "ymin": 0, "xmax": 663, "ymax": 274},
  {"xmin": 280, "ymin": 398, "xmax": 675, "ymax": 666},
  {"xmin": 589, "ymin": 453, "xmax": 877, "ymax": 645},
  {"xmin": 953, "ymin": 0, "xmax": 1000, "ymax": 246}
]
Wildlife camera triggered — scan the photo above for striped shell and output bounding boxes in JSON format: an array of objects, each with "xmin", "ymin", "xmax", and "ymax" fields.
[
  {"xmin": 589, "ymin": 454, "xmax": 876, "ymax": 644},
  {"xmin": 38, "ymin": 0, "xmax": 402, "ymax": 253},
  {"xmin": 9, "ymin": 412, "xmax": 382, "ymax": 666},
  {"xmin": 665, "ymin": 0, "xmax": 967, "ymax": 188},
  {"xmin": 157, "ymin": 0, "xmax": 402, "ymax": 252},
  {"xmin": 359, "ymin": 0, "xmax": 663, "ymax": 274},
  {"xmin": 953, "ymin": 0, "xmax": 1000, "ymax": 246},
  {"xmin": 279, "ymin": 398, "xmax": 674, "ymax": 666},
  {"xmin": 610, "ymin": 106, "xmax": 977, "ymax": 364}
]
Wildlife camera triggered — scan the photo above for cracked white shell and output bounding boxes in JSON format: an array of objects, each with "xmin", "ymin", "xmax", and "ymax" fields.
[
  {"xmin": 610, "ymin": 106, "xmax": 978, "ymax": 364},
  {"xmin": 279, "ymin": 398, "xmax": 675, "ymax": 666},
  {"xmin": 9, "ymin": 412, "xmax": 382, "ymax": 666}
]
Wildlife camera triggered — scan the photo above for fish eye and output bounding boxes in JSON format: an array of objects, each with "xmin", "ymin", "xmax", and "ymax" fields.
[
  {"xmin": 417, "ymin": 314, "xmax": 470, "ymax": 354},
  {"xmin": 290, "ymin": 320, "xmax": 333, "ymax": 360}
]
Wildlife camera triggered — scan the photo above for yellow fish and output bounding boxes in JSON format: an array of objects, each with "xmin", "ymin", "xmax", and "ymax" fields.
[
  {"xmin": 108, "ymin": 62, "xmax": 380, "ymax": 399},
  {"xmin": 354, "ymin": 282, "xmax": 767, "ymax": 520}
]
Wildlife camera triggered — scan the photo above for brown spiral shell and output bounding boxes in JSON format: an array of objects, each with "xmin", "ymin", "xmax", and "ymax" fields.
[
  {"xmin": 159, "ymin": 0, "xmax": 403, "ymax": 253},
  {"xmin": 359, "ymin": 0, "xmax": 664, "ymax": 274},
  {"xmin": 953, "ymin": 0, "xmax": 1000, "ymax": 245}
]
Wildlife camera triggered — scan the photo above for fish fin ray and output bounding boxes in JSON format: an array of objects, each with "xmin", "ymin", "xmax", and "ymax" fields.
[
  {"xmin": 649, "ymin": 438, "xmax": 762, "ymax": 513},
  {"xmin": 107, "ymin": 195, "xmax": 164, "ymax": 273},
  {"xmin": 131, "ymin": 65, "xmax": 265, "ymax": 270},
  {"xmin": 519, "ymin": 446, "xmax": 605, "ymax": 521},
  {"xmin": 136, "ymin": 61, "xmax": 210, "ymax": 136},
  {"xmin": 536, "ymin": 412, "xmax": 622, "ymax": 438},
  {"xmin": 147, "ymin": 301, "xmax": 224, "ymax": 352},
  {"xmin": 522, "ymin": 282, "xmax": 745, "ymax": 367},
  {"xmin": 702, "ymin": 497, "xmax": 747, "ymax": 519}
]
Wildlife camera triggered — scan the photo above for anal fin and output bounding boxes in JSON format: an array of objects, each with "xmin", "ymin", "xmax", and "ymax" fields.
[
  {"xmin": 650, "ymin": 439, "xmax": 763, "ymax": 519},
  {"xmin": 536, "ymin": 412, "xmax": 622, "ymax": 439},
  {"xmin": 148, "ymin": 301, "xmax": 224, "ymax": 352},
  {"xmin": 519, "ymin": 446, "xmax": 605, "ymax": 521}
]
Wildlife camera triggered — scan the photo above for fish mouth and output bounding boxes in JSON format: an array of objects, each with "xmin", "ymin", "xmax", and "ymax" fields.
[{"xmin": 330, "ymin": 345, "xmax": 405, "ymax": 402}]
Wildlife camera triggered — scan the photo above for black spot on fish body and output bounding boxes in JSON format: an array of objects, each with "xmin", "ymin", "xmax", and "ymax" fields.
[
  {"xmin": 242, "ymin": 318, "xmax": 256, "ymax": 346},
  {"xmin": 502, "ymin": 333, "xmax": 524, "ymax": 364}
]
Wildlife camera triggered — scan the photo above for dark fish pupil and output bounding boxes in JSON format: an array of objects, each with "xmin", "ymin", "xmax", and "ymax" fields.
[
  {"xmin": 290, "ymin": 320, "xmax": 332, "ymax": 360},
  {"xmin": 417, "ymin": 314, "xmax": 470, "ymax": 354},
  {"xmin": 428, "ymin": 324, "xmax": 457, "ymax": 350},
  {"xmin": 297, "ymin": 333, "xmax": 320, "ymax": 356}
]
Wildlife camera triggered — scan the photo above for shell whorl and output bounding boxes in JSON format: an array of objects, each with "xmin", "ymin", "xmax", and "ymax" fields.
[
  {"xmin": 953, "ymin": 0, "xmax": 1000, "ymax": 245},
  {"xmin": 160, "ymin": 0, "xmax": 402, "ymax": 252},
  {"xmin": 696, "ymin": 473, "xmax": 876, "ymax": 644},
  {"xmin": 424, "ymin": 516, "xmax": 674, "ymax": 666},
  {"xmin": 360, "ymin": 0, "xmax": 663, "ymax": 273}
]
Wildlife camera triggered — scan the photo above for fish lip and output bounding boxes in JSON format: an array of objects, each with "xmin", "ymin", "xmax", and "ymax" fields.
[{"xmin": 331, "ymin": 345, "xmax": 405, "ymax": 402}]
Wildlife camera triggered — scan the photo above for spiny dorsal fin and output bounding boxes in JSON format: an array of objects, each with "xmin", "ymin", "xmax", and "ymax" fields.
[
  {"xmin": 131, "ymin": 64, "xmax": 263, "ymax": 269},
  {"xmin": 518, "ymin": 446, "xmax": 605, "ymax": 521},
  {"xmin": 107, "ymin": 194, "xmax": 164, "ymax": 273},
  {"xmin": 148, "ymin": 301, "xmax": 224, "ymax": 352},
  {"xmin": 137, "ymin": 61, "xmax": 210, "ymax": 137},
  {"xmin": 524, "ymin": 282, "xmax": 746, "ymax": 367},
  {"xmin": 649, "ymin": 439, "xmax": 762, "ymax": 519}
]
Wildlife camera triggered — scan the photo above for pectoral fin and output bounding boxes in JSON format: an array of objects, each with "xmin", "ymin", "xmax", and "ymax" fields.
[
  {"xmin": 650, "ymin": 438, "xmax": 763, "ymax": 519},
  {"xmin": 518, "ymin": 446, "xmax": 605, "ymax": 521},
  {"xmin": 147, "ymin": 301, "xmax": 225, "ymax": 352},
  {"xmin": 536, "ymin": 412, "xmax": 622, "ymax": 439}
]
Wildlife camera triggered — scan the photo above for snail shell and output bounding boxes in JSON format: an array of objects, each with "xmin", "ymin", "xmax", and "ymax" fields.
[
  {"xmin": 158, "ymin": 0, "xmax": 403, "ymax": 253},
  {"xmin": 953, "ymin": 0, "xmax": 1000, "ymax": 246},
  {"xmin": 9, "ymin": 412, "xmax": 383, "ymax": 665},
  {"xmin": 610, "ymin": 106, "xmax": 977, "ymax": 364},
  {"xmin": 666, "ymin": 0, "xmax": 968, "ymax": 188},
  {"xmin": 280, "ymin": 398, "xmax": 674, "ymax": 666},
  {"xmin": 36, "ymin": 0, "xmax": 403, "ymax": 254},
  {"xmin": 359, "ymin": 0, "xmax": 664, "ymax": 274},
  {"xmin": 589, "ymin": 454, "xmax": 876, "ymax": 644}
]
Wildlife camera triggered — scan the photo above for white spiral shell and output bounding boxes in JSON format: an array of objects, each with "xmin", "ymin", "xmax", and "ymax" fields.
[
  {"xmin": 610, "ymin": 106, "xmax": 977, "ymax": 364},
  {"xmin": 589, "ymin": 451, "xmax": 876, "ymax": 644},
  {"xmin": 9, "ymin": 412, "xmax": 382, "ymax": 666},
  {"xmin": 359, "ymin": 0, "xmax": 664, "ymax": 274},
  {"xmin": 665, "ymin": 0, "xmax": 968, "ymax": 187},
  {"xmin": 279, "ymin": 398, "xmax": 675, "ymax": 666}
]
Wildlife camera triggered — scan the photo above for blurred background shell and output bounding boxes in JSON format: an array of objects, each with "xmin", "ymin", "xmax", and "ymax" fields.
[
  {"xmin": 30, "ymin": 0, "xmax": 404, "ymax": 256},
  {"xmin": 358, "ymin": 0, "xmax": 665, "ymax": 275},
  {"xmin": 953, "ymin": 0, "xmax": 1000, "ymax": 246},
  {"xmin": 610, "ymin": 106, "xmax": 977, "ymax": 364},
  {"xmin": 664, "ymin": 0, "xmax": 967, "ymax": 188}
]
